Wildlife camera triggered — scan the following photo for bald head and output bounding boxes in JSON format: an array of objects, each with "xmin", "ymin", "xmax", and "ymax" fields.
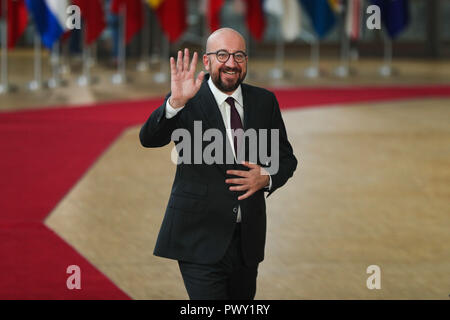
[
  {"xmin": 205, "ymin": 28, "xmax": 246, "ymax": 53},
  {"xmin": 203, "ymin": 28, "xmax": 248, "ymax": 94}
]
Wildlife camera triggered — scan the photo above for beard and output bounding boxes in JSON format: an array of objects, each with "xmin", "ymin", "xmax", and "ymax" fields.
[{"xmin": 211, "ymin": 66, "xmax": 247, "ymax": 93}]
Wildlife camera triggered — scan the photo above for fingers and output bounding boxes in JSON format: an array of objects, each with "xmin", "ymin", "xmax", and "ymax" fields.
[
  {"xmin": 226, "ymin": 170, "xmax": 250, "ymax": 178},
  {"xmin": 227, "ymin": 181, "xmax": 256, "ymax": 200},
  {"xmin": 229, "ymin": 184, "xmax": 247, "ymax": 191},
  {"xmin": 176, "ymin": 50, "xmax": 183, "ymax": 72},
  {"xmin": 238, "ymin": 190, "xmax": 254, "ymax": 201},
  {"xmin": 226, "ymin": 178, "xmax": 251, "ymax": 195},
  {"xmin": 183, "ymin": 48, "xmax": 189, "ymax": 72},
  {"xmin": 195, "ymin": 71, "xmax": 205, "ymax": 88},
  {"xmin": 241, "ymin": 161, "xmax": 259, "ymax": 169},
  {"xmin": 173, "ymin": 49, "xmax": 200, "ymax": 74},
  {"xmin": 190, "ymin": 51, "xmax": 198, "ymax": 74},
  {"xmin": 170, "ymin": 57, "xmax": 176, "ymax": 75},
  {"xmin": 225, "ymin": 178, "xmax": 247, "ymax": 185}
]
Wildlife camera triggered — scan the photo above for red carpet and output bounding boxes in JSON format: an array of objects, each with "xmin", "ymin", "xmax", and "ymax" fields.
[{"xmin": 1, "ymin": 85, "xmax": 450, "ymax": 299}]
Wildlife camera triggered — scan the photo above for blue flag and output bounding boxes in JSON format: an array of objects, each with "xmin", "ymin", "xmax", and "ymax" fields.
[
  {"xmin": 299, "ymin": 0, "xmax": 336, "ymax": 39},
  {"xmin": 25, "ymin": 0, "xmax": 68, "ymax": 49},
  {"xmin": 371, "ymin": 0, "xmax": 410, "ymax": 38}
]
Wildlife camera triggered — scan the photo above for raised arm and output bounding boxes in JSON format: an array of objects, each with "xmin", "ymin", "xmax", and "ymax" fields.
[{"xmin": 139, "ymin": 49, "xmax": 204, "ymax": 148}]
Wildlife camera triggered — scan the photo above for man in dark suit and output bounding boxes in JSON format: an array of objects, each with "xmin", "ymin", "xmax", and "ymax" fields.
[{"xmin": 139, "ymin": 28, "xmax": 297, "ymax": 300}]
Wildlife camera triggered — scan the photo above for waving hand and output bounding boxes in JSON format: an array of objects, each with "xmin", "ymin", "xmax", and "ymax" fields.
[{"xmin": 169, "ymin": 48, "xmax": 205, "ymax": 109}]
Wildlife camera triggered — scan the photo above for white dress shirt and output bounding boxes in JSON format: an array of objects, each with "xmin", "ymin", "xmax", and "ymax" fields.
[{"xmin": 165, "ymin": 77, "xmax": 271, "ymax": 222}]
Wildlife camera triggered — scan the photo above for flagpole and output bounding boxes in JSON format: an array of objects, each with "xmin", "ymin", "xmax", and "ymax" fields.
[
  {"xmin": 27, "ymin": 26, "xmax": 44, "ymax": 91},
  {"xmin": 112, "ymin": 3, "xmax": 127, "ymax": 84},
  {"xmin": 244, "ymin": 27, "xmax": 256, "ymax": 80},
  {"xmin": 304, "ymin": 39, "xmax": 320, "ymax": 78},
  {"xmin": 60, "ymin": 37, "xmax": 70, "ymax": 76},
  {"xmin": 47, "ymin": 41, "xmax": 67, "ymax": 88},
  {"xmin": 77, "ymin": 21, "xmax": 98, "ymax": 86},
  {"xmin": 153, "ymin": 33, "xmax": 169, "ymax": 83},
  {"xmin": 47, "ymin": 42, "xmax": 59, "ymax": 88},
  {"xmin": 334, "ymin": 6, "xmax": 350, "ymax": 78},
  {"xmin": 90, "ymin": 42, "xmax": 97, "ymax": 67},
  {"xmin": 149, "ymin": 8, "xmax": 160, "ymax": 65},
  {"xmin": 137, "ymin": 0, "xmax": 150, "ymax": 72},
  {"xmin": 202, "ymin": 0, "xmax": 208, "ymax": 45},
  {"xmin": 0, "ymin": 0, "xmax": 11, "ymax": 94},
  {"xmin": 269, "ymin": 18, "xmax": 285, "ymax": 80},
  {"xmin": 379, "ymin": 31, "xmax": 393, "ymax": 77}
]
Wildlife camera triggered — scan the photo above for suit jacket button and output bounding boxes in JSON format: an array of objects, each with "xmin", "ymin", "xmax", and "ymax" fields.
[{"xmin": 233, "ymin": 207, "xmax": 238, "ymax": 213}]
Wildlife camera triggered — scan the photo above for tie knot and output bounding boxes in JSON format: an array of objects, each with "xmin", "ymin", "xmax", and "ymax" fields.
[{"xmin": 226, "ymin": 97, "xmax": 235, "ymax": 107}]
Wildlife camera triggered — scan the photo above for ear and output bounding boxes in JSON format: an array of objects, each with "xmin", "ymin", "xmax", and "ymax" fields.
[{"xmin": 203, "ymin": 54, "xmax": 210, "ymax": 71}]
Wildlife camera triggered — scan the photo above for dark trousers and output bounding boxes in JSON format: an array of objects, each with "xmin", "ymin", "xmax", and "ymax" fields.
[{"xmin": 178, "ymin": 223, "xmax": 259, "ymax": 300}]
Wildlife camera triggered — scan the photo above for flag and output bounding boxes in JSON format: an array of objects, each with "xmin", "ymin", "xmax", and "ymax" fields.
[
  {"xmin": 147, "ymin": 0, "xmax": 164, "ymax": 9},
  {"xmin": 264, "ymin": 0, "xmax": 283, "ymax": 17},
  {"xmin": 246, "ymin": 0, "xmax": 266, "ymax": 41},
  {"xmin": 371, "ymin": 0, "xmax": 409, "ymax": 39},
  {"xmin": 0, "ymin": 0, "xmax": 28, "ymax": 49},
  {"xmin": 282, "ymin": 0, "xmax": 301, "ymax": 41},
  {"xmin": 25, "ymin": 0, "xmax": 68, "ymax": 49},
  {"xmin": 264, "ymin": 0, "xmax": 301, "ymax": 42},
  {"xmin": 72, "ymin": 0, "xmax": 106, "ymax": 45},
  {"xmin": 231, "ymin": 0, "xmax": 246, "ymax": 15},
  {"xmin": 299, "ymin": 0, "xmax": 336, "ymax": 39},
  {"xmin": 207, "ymin": 0, "xmax": 225, "ymax": 32},
  {"xmin": 328, "ymin": 0, "xmax": 343, "ymax": 13},
  {"xmin": 154, "ymin": 0, "xmax": 187, "ymax": 43},
  {"xmin": 111, "ymin": 0, "xmax": 144, "ymax": 45},
  {"xmin": 345, "ymin": 0, "xmax": 362, "ymax": 40}
]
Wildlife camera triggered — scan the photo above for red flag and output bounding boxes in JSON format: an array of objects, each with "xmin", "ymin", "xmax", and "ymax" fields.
[
  {"xmin": 155, "ymin": 0, "xmax": 187, "ymax": 43},
  {"xmin": 0, "ymin": 0, "xmax": 28, "ymax": 49},
  {"xmin": 345, "ymin": 0, "xmax": 362, "ymax": 40},
  {"xmin": 207, "ymin": 0, "xmax": 224, "ymax": 32},
  {"xmin": 73, "ymin": 0, "xmax": 106, "ymax": 45},
  {"xmin": 111, "ymin": 0, "xmax": 144, "ymax": 45},
  {"xmin": 246, "ymin": 0, "xmax": 266, "ymax": 41}
]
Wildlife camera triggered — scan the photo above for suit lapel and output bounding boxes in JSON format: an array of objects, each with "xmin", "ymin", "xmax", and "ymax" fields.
[
  {"xmin": 241, "ymin": 83, "xmax": 253, "ymax": 131},
  {"xmin": 241, "ymin": 83, "xmax": 256, "ymax": 165},
  {"xmin": 197, "ymin": 79, "xmax": 225, "ymax": 133},
  {"xmin": 197, "ymin": 77, "xmax": 235, "ymax": 174}
]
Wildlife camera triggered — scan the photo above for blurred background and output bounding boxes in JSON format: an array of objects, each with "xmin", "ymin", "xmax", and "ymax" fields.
[
  {"xmin": 1, "ymin": 0, "xmax": 449, "ymax": 109},
  {"xmin": 0, "ymin": 0, "xmax": 449, "ymax": 300}
]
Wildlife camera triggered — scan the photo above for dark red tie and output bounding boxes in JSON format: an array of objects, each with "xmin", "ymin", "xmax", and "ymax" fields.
[{"xmin": 226, "ymin": 97, "xmax": 243, "ymax": 155}]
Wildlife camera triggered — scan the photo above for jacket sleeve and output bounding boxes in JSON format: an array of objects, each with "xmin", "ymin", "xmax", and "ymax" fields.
[
  {"xmin": 266, "ymin": 93, "xmax": 298, "ymax": 197},
  {"xmin": 139, "ymin": 94, "xmax": 182, "ymax": 148}
]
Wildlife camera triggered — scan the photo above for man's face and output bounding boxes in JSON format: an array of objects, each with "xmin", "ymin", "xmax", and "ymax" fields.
[{"xmin": 203, "ymin": 31, "xmax": 248, "ymax": 94}]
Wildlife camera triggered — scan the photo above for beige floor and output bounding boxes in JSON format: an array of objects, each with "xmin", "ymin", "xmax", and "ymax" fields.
[{"xmin": 45, "ymin": 98, "xmax": 450, "ymax": 299}]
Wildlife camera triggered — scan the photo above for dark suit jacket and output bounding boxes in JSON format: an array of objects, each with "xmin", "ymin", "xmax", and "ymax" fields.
[{"xmin": 139, "ymin": 75, "xmax": 297, "ymax": 266}]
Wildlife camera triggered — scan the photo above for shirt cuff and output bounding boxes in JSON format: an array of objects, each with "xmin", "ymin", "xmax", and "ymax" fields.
[
  {"xmin": 260, "ymin": 167, "xmax": 272, "ymax": 192},
  {"xmin": 265, "ymin": 175, "xmax": 272, "ymax": 191},
  {"xmin": 165, "ymin": 97, "xmax": 185, "ymax": 119}
]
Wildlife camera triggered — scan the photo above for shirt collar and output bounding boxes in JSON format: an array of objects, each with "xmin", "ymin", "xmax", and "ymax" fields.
[{"xmin": 208, "ymin": 76, "xmax": 243, "ymax": 108}]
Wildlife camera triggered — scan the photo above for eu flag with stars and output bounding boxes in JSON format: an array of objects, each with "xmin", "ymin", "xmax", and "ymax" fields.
[
  {"xmin": 299, "ymin": 0, "xmax": 336, "ymax": 39},
  {"xmin": 371, "ymin": 0, "xmax": 410, "ymax": 38}
]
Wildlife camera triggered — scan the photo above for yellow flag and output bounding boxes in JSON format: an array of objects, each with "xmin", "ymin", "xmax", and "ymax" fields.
[
  {"xmin": 148, "ymin": 0, "xmax": 164, "ymax": 9},
  {"xmin": 328, "ymin": 0, "xmax": 343, "ymax": 13}
]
